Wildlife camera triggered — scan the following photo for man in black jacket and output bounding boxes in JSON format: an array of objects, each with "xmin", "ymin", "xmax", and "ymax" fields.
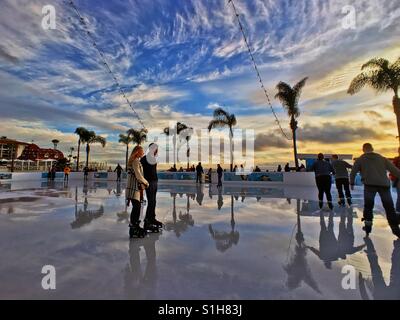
[
  {"xmin": 141, "ymin": 143, "xmax": 162, "ymax": 228},
  {"xmin": 196, "ymin": 162, "xmax": 204, "ymax": 184}
]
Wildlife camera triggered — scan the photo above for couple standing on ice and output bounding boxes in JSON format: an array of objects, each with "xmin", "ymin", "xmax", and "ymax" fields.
[{"xmin": 125, "ymin": 143, "xmax": 162, "ymax": 239}]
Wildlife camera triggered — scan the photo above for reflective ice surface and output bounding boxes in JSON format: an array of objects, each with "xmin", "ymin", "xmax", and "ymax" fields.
[{"xmin": 0, "ymin": 180, "xmax": 399, "ymax": 300}]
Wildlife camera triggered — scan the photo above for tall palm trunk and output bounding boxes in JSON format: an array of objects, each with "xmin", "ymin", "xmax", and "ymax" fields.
[
  {"xmin": 229, "ymin": 129, "xmax": 233, "ymax": 172},
  {"xmin": 76, "ymin": 140, "xmax": 81, "ymax": 171},
  {"xmin": 173, "ymin": 134, "xmax": 177, "ymax": 167},
  {"xmin": 230, "ymin": 195, "xmax": 235, "ymax": 230},
  {"xmin": 86, "ymin": 143, "xmax": 90, "ymax": 168},
  {"xmin": 186, "ymin": 139, "xmax": 190, "ymax": 170},
  {"xmin": 393, "ymin": 93, "xmax": 400, "ymax": 146},
  {"xmin": 125, "ymin": 144, "xmax": 129, "ymax": 172},
  {"xmin": 291, "ymin": 115, "xmax": 299, "ymax": 170}
]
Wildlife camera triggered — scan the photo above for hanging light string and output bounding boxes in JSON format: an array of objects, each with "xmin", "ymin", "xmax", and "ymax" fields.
[
  {"xmin": 66, "ymin": 0, "xmax": 147, "ymax": 130},
  {"xmin": 228, "ymin": 0, "xmax": 292, "ymax": 140}
]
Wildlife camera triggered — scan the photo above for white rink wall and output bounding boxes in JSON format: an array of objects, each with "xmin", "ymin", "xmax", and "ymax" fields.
[{"xmin": 0, "ymin": 171, "xmax": 318, "ymax": 187}]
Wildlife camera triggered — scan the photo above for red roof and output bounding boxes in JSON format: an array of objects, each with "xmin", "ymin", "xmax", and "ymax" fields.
[
  {"xmin": 18, "ymin": 144, "xmax": 64, "ymax": 161},
  {"xmin": 0, "ymin": 138, "xmax": 29, "ymax": 145}
]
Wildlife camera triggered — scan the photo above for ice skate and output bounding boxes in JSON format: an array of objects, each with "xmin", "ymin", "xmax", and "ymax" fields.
[
  {"xmin": 129, "ymin": 221, "xmax": 147, "ymax": 239},
  {"xmin": 144, "ymin": 220, "xmax": 160, "ymax": 233}
]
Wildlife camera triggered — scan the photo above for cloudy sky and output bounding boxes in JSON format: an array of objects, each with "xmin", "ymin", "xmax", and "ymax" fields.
[{"xmin": 0, "ymin": 0, "xmax": 399, "ymax": 168}]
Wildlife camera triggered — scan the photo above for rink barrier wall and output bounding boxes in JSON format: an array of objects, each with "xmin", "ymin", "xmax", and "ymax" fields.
[{"xmin": 0, "ymin": 171, "xmax": 364, "ymax": 186}]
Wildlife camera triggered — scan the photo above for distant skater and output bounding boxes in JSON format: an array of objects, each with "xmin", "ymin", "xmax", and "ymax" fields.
[
  {"xmin": 51, "ymin": 165, "xmax": 56, "ymax": 181},
  {"xmin": 217, "ymin": 164, "xmax": 223, "ymax": 188},
  {"xmin": 83, "ymin": 166, "xmax": 89, "ymax": 182},
  {"xmin": 64, "ymin": 165, "xmax": 71, "ymax": 182},
  {"xmin": 309, "ymin": 153, "xmax": 335, "ymax": 210},
  {"xmin": 331, "ymin": 154, "xmax": 353, "ymax": 206},
  {"xmin": 126, "ymin": 146, "xmax": 149, "ymax": 239},
  {"xmin": 115, "ymin": 163, "xmax": 123, "ymax": 182},
  {"xmin": 350, "ymin": 143, "xmax": 400, "ymax": 237},
  {"xmin": 207, "ymin": 168, "xmax": 212, "ymax": 183},
  {"xmin": 196, "ymin": 162, "xmax": 204, "ymax": 184}
]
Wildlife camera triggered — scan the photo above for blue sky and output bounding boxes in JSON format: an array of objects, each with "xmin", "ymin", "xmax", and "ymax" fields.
[{"xmin": 0, "ymin": 0, "xmax": 399, "ymax": 166}]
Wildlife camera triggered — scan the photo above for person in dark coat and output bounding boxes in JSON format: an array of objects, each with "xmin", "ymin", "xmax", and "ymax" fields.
[
  {"xmin": 114, "ymin": 163, "xmax": 123, "ymax": 182},
  {"xmin": 141, "ymin": 143, "xmax": 162, "ymax": 228},
  {"xmin": 196, "ymin": 162, "xmax": 204, "ymax": 184},
  {"xmin": 217, "ymin": 164, "xmax": 223, "ymax": 188},
  {"xmin": 309, "ymin": 153, "xmax": 335, "ymax": 210}
]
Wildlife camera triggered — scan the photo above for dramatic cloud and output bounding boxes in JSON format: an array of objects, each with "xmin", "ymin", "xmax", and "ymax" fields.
[
  {"xmin": 0, "ymin": 0, "xmax": 398, "ymax": 165},
  {"xmin": 364, "ymin": 110, "xmax": 383, "ymax": 119},
  {"xmin": 299, "ymin": 122, "xmax": 387, "ymax": 143},
  {"xmin": 255, "ymin": 132, "xmax": 291, "ymax": 150}
]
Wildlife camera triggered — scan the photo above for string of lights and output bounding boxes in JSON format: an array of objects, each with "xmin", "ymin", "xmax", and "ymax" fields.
[
  {"xmin": 66, "ymin": 0, "xmax": 147, "ymax": 130},
  {"xmin": 228, "ymin": 0, "xmax": 292, "ymax": 140}
]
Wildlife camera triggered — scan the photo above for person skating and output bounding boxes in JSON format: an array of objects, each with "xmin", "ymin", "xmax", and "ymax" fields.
[
  {"xmin": 64, "ymin": 165, "xmax": 71, "ymax": 182},
  {"xmin": 309, "ymin": 153, "xmax": 335, "ymax": 210},
  {"xmin": 114, "ymin": 163, "xmax": 123, "ymax": 182},
  {"xmin": 390, "ymin": 147, "xmax": 400, "ymax": 213},
  {"xmin": 83, "ymin": 166, "xmax": 89, "ymax": 182},
  {"xmin": 217, "ymin": 164, "xmax": 223, "ymax": 188},
  {"xmin": 207, "ymin": 168, "xmax": 212, "ymax": 183},
  {"xmin": 126, "ymin": 146, "xmax": 149, "ymax": 239},
  {"xmin": 196, "ymin": 162, "xmax": 204, "ymax": 183},
  {"xmin": 350, "ymin": 143, "xmax": 400, "ymax": 237},
  {"xmin": 331, "ymin": 154, "xmax": 353, "ymax": 207},
  {"xmin": 141, "ymin": 143, "xmax": 163, "ymax": 230},
  {"xmin": 51, "ymin": 165, "xmax": 56, "ymax": 181}
]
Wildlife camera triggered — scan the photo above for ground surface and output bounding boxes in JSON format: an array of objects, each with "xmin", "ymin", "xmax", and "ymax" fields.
[{"xmin": 0, "ymin": 180, "xmax": 399, "ymax": 300}]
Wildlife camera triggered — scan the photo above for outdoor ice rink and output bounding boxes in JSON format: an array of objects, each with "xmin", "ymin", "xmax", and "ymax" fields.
[{"xmin": 0, "ymin": 180, "xmax": 399, "ymax": 300}]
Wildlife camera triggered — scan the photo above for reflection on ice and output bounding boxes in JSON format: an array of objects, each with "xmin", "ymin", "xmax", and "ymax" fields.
[
  {"xmin": 0, "ymin": 180, "xmax": 399, "ymax": 299},
  {"xmin": 209, "ymin": 195, "xmax": 240, "ymax": 253}
]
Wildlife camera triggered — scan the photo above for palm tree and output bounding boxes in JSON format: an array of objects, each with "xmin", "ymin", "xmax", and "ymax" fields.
[
  {"xmin": 348, "ymin": 57, "xmax": 400, "ymax": 144},
  {"xmin": 51, "ymin": 139, "xmax": 60, "ymax": 149},
  {"xmin": 119, "ymin": 134, "xmax": 131, "ymax": 171},
  {"xmin": 74, "ymin": 127, "xmax": 90, "ymax": 171},
  {"xmin": 178, "ymin": 126, "xmax": 193, "ymax": 170},
  {"xmin": 127, "ymin": 128, "xmax": 148, "ymax": 146},
  {"xmin": 163, "ymin": 122, "xmax": 189, "ymax": 167},
  {"xmin": 84, "ymin": 131, "xmax": 106, "ymax": 168},
  {"xmin": 208, "ymin": 108, "xmax": 237, "ymax": 172},
  {"xmin": 275, "ymin": 77, "xmax": 308, "ymax": 170}
]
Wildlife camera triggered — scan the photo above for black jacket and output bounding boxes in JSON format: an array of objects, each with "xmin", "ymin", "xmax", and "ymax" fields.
[{"xmin": 140, "ymin": 156, "xmax": 158, "ymax": 182}]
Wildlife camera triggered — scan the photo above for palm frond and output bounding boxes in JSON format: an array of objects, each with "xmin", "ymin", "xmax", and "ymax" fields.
[
  {"xmin": 349, "ymin": 57, "xmax": 399, "ymax": 95},
  {"xmin": 275, "ymin": 81, "xmax": 293, "ymax": 96},
  {"xmin": 213, "ymin": 108, "xmax": 229, "ymax": 119},
  {"xmin": 118, "ymin": 134, "xmax": 130, "ymax": 145},
  {"xmin": 347, "ymin": 73, "xmax": 370, "ymax": 95},
  {"xmin": 128, "ymin": 128, "xmax": 147, "ymax": 145},
  {"xmin": 177, "ymin": 122, "xmax": 189, "ymax": 134},
  {"xmin": 74, "ymin": 127, "xmax": 90, "ymax": 142},
  {"xmin": 208, "ymin": 119, "xmax": 227, "ymax": 131},
  {"xmin": 361, "ymin": 58, "xmax": 389, "ymax": 71},
  {"xmin": 89, "ymin": 135, "xmax": 106, "ymax": 147}
]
